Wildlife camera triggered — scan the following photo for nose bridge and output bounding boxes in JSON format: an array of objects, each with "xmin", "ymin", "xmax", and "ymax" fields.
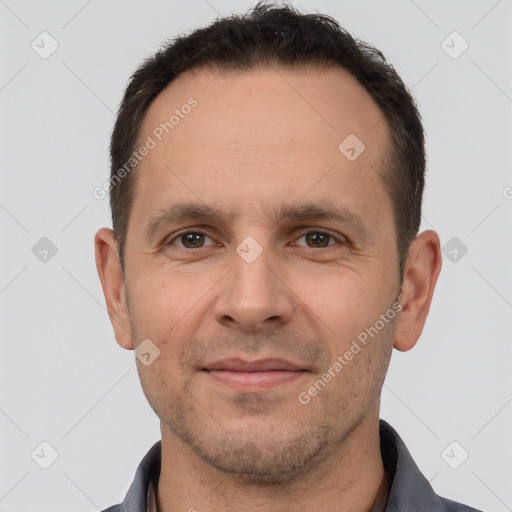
[
  {"xmin": 234, "ymin": 245, "xmax": 273, "ymax": 301},
  {"xmin": 214, "ymin": 238, "xmax": 294, "ymax": 330}
]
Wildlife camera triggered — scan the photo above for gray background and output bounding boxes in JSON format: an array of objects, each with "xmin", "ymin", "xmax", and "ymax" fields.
[{"xmin": 1, "ymin": 0, "xmax": 511, "ymax": 510}]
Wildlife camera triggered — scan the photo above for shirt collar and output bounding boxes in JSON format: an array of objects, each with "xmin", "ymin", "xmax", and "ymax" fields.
[
  {"xmin": 118, "ymin": 440, "xmax": 161, "ymax": 512},
  {"xmin": 379, "ymin": 419, "xmax": 449, "ymax": 510},
  {"xmin": 116, "ymin": 420, "xmax": 454, "ymax": 511}
]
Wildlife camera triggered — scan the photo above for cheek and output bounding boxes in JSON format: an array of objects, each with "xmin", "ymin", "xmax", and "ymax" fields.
[
  {"xmin": 127, "ymin": 270, "xmax": 216, "ymax": 365},
  {"xmin": 136, "ymin": 357, "xmax": 185, "ymax": 420},
  {"xmin": 294, "ymin": 269, "xmax": 388, "ymax": 341},
  {"xmin": 128, "ymin": 270, "xmax": 193, "ymax": 331}
]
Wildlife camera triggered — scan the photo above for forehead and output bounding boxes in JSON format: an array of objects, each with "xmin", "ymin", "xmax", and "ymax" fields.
[
  {"xmin": 140, "ymin": 64, "xmax": 389, "ymax": 159},
  {"xmin": 130, "ymin": 64, "xmax": 393, "ymax": 231}
]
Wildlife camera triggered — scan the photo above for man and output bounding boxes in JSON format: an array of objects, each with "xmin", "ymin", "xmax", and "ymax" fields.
[{"xmin": 94, "ymin": 3, "xmax": 481, "ymax": 511}]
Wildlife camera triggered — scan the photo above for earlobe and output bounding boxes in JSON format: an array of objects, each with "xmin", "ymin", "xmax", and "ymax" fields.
[
  {"xmin": 393, "ymin": 230, "xmax": 442, "ymax": 352},
  {"xmin": 94, "ymin": 227, "xmax": 134, "ymax": 350}
]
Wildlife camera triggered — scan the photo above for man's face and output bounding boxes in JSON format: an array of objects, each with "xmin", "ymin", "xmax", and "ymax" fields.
[{"xmin": 122, "ymin": 65, "xmax": 401, "ymax": 481}]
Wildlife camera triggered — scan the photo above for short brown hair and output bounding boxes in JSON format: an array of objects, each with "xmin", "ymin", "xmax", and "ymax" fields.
[{"xmin": 110, "ymin": 2, "xmax": 425, "ymax": 277}]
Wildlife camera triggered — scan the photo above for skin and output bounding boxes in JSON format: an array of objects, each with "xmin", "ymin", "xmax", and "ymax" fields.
[{"xmin": 95, "ymin": 64, "xmax": 441, "ymax": 512}]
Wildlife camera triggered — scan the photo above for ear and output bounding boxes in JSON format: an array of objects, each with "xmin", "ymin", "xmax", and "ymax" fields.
[
  {"xmin": 94, "ymin": 227, "xmax": 133, "ymax": 350},
  {"xmin": 394, "ymin": 229, "xmax": 442, "ymax": 352}
]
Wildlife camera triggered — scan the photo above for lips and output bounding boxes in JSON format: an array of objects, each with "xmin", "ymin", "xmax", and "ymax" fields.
[
  {"xmin": 202, "ymin": 358, "xmax": 307, "ymax": 391},
  {"xmin": 203, "ymin": 358, "xmax": 304, "ymax": 372}
]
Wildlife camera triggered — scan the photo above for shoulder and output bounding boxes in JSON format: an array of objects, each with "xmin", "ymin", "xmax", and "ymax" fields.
[
  {"xmin": 379, "ymin": 420, "xmax": 483, "ymax": 512},
  {"xmin": 100, "ymin": 505, "xmax": 121, "ymax": 512},
  {"xmin": 439, "ymin": 496, "xmax": 484, "ymax": 512}
]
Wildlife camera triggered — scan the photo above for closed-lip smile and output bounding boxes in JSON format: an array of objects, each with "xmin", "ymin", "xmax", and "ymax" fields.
[{"xmin": 202, "ymin": 358, "xmax": 308, "ymax": 391}]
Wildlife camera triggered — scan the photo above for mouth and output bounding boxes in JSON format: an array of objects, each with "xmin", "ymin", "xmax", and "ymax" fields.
[{"xmin": 201, "ymin": 358, "xmax": 309, "ymax": 391}]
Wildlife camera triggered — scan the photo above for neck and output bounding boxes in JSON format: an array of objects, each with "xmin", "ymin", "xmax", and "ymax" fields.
[{"xmin": 156, "ymin": 407, "xmax": 388, "ymax": 512}]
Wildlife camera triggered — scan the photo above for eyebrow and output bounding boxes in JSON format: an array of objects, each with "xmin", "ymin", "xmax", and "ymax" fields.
[
  {"xmin": 144, "ymin": 203, "xmax": 227, "ymax": 240},
  {"xmin": 143, "ymin": 201, "xmax": 370, "ymax": 240}
]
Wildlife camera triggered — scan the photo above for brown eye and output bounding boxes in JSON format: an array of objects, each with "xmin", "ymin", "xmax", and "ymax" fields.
[
  {"xmin": 181, "ymin": 232, "xmax": 205, "ymax": 248},
  {"xmin": 304, "ymin": 232, "xmax": 331, "ymax": 248},
  {"xmin": 294, "ymin": 231, "xmax": 340, "ymax": 248},
  {"xmin": 167, "ymin": 231, "xmax": 215, "ymax": 249}
]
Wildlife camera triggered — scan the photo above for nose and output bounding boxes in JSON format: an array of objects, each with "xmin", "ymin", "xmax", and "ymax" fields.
[{"xmin": 214, "ymin": 245, "xmax": 295, "ymax": 331}]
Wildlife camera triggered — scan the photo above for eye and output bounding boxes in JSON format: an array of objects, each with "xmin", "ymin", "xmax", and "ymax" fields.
[
  {"xmin": 294, "ymin": 230, "xmax": 344, "ymax": 248},
  {"xmin": 166, "ymin": 231, "xmax": 215, "ymax": 249}
]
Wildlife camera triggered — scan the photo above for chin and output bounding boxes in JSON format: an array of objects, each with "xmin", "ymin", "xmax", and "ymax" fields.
[{"xmin": 178, "ymin": 419, "xmax": 334, "ymax": 485}]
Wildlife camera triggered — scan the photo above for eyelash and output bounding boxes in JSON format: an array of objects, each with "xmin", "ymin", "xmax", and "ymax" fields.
[{"xmin": 164, "ymin": 229, "xmax": 347, "ymax": 250}]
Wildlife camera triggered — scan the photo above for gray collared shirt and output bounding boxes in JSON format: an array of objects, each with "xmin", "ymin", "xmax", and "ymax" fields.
[{"xmin": 101, "ymin": 420, "xmax": 483, "ymax": 512}]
